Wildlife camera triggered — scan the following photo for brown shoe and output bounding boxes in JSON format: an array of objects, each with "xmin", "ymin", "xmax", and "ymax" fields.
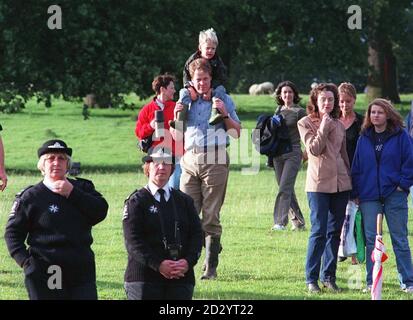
[
  {"xmin": 291, "ymin": 223, "xmax": 306, "ymax": 231},
  {"xmin": 322, "ymin": 281, "xmax": 341, "ymax": 292},
  {"xmin": 307, "ymin": 283, "xmax": 321, "ymax": 293}
]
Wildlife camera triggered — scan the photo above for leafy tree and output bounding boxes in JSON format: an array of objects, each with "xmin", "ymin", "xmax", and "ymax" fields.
[
  {"xmin": 0, "ymin": 0, "xmax": 213, "ymax": 110},
  {"xmin": 0, "ymin": 0, "xmax": 412, "ymax": 113},
  {"xmin": 214, "ymin": 1, "xmax": 368, "ymax": 93},
  {"xmin": 361, "ymin": 0, "xmax": 413, "ymax": 102}
]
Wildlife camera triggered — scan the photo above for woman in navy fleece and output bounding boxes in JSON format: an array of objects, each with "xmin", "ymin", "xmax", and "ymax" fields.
[{"xmin": 351, "ymin": 98, "xmax": 413, "ymax": 294}]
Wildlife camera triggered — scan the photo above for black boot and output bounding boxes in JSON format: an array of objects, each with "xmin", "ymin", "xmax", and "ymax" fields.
[
  {"xmin": 201, "ymin": 236, "xmax": 221, "ymax": 280},
  {"xmin": 202, "ymin": 239, "xmax": 222, "ymax": 272}
]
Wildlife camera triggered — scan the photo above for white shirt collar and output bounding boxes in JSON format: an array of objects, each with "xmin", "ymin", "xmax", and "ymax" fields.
[
  {"xmin": 146, "ymin": 182, "xmax": 170, "ymax": 202},
  {"xmin": 155, "ymin": 98, "xmax": 165, "ymax": 110},
  {"xmin": 42, "ymin": 177, "xmax": 56, "ymax": 192}
]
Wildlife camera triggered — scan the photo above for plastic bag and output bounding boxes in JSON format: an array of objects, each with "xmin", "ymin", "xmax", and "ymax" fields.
[
  {"xmin": 355, "ymin": 209, "xmax": 366, "ymax": 263},
  {"xmin": 338, "ymin": 201, "xmax": 358, "ymax": 258}
]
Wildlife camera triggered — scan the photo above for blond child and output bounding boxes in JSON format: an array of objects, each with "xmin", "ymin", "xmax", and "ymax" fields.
[{"xmin": 176, "ymin": 28, "xmax": 227, "ymax": 126}]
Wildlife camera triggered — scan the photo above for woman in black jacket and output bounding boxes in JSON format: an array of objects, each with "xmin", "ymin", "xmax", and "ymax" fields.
[
  {"xmin": 123, "ymin": 148, "xmax": 202, "ymax": 300},
  {"xmin": 4, "ymin": 139, "xmax": 108, "ymax": 300}
]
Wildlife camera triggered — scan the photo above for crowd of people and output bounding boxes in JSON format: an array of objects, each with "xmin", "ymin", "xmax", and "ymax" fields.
[{"xmin": 2, "ymin": 27, "xmax": 413, "ymax": 300}]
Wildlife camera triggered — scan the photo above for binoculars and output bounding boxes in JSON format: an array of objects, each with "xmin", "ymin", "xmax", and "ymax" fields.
[
  {"xmin": 154, "ymin": 110, "xmax": 164, "ymax": 139},
  {"xmin": 169, "ymin": 104, "xmax": 189, "ymax": 132}
]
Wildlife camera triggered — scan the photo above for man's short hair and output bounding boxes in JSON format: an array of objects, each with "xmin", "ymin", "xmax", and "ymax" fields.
[{"xmin": 188, "ymin": 58, "xmax": 212, "ymax": 79}]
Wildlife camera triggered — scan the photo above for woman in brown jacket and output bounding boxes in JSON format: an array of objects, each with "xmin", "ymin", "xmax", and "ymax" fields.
[{"xmin": 297, "ymin": 83, "xmax": 352, "ymax": 293}]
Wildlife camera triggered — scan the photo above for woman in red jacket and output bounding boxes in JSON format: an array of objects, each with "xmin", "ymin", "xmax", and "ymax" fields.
[{"xmin": 135, "ymin": 74, "xmax": 183, "ymax": 189}]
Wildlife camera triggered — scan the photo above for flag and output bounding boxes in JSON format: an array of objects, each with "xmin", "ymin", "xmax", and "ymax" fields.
[{"xmin": 371, "ymin": 213, "xmax": 388, "ymax": 300}]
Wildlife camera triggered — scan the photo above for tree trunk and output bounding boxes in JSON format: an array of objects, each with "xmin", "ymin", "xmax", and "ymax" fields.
[
  {"xmin": 381, "ymin": 38, "xmax": 400, "ymax": 103},
  {"xmin": 366, "ymin": 35, "xmax": 400, "ymax": 103},
  {"xmin": 366, "ymin": 41, "xmax": 382, "ymax": 102}
]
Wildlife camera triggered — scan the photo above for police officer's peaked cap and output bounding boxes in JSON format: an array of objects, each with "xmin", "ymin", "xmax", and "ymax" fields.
[
  {"xmin": 38, "ymin": 139, "xmax": 73, "ymax": 158},
  {"xmin": 142, "ymin": 147, "xmax": 174, "ymax": 164}
]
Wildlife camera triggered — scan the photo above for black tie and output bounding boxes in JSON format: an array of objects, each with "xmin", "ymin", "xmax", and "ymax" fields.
[
  {"xmin": 158, "ymin": 188, "xmax": 170, "ymax": 244},
  {"xmin": 158, "ymin": 189, "xmax": 167, "ymax": 216}
]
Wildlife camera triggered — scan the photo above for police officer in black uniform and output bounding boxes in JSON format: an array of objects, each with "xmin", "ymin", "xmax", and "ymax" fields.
[
  {"xmin": 123, "ymin": 148, "xmax": 202, "ymax": 300},
  {"xmin": 4, "ymin": 139, "xmax": 108, "ymax": 300}
]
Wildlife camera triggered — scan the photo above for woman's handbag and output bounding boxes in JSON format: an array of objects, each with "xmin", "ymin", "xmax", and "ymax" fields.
[{"xmin": 138, "ymin": 135, "xmax": 153, "ymax": 153}]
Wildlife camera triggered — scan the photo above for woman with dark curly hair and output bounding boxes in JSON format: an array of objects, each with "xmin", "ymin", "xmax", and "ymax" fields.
[
  {"xmin": 270, "ymin": 81, "xmax": 306, "ymax": 231},
  {"xmin": 298, "ymin": 83, "xmax": 352, "ymax": 293},
  {"xmin": 135, "ymin": 74, "xmax": 183, "ymax": 190}
]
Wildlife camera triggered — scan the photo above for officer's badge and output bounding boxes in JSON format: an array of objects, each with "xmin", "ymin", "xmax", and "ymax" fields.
[
  {"xmin": 149, "ymin": 205, "xmax": 158, "ymax": 214},
  {"xmin": 9, "ymin": 200, "xmax": 20, "ymax": 217},
  {"xmin": 122, "ymin": 204, "xmax": 128, "ymax": 220},
  {"xmin": 48, "ymin": 204, "xmax": 59, "ymax": 214}
]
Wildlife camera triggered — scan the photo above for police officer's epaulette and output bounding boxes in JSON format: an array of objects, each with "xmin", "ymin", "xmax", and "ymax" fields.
[
  {"xmin": 124, "ymin": 189, "xmax": 140, "ymax": 202},
  {"xmin": 126, "ymin": 188, "xmax": 152, "ymax": 202},
  {"xmin": 72, "ymin": 177, "xmax": 93, "ymax": 184},
  {"xmin": 15, "ymin": 185, "xmax": 35, "ymax": 198},
  {"xmin": 71, "ymin": 177, "xmax": 94, "ymax": 188}
]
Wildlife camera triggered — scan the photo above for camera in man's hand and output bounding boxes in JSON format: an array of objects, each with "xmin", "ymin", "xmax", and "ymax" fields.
[{"xmin": 167, "ymin": 243, "xmax": 182, "ymax": 261}]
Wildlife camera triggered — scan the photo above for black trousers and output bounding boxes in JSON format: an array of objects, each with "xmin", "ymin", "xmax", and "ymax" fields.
[
  {"xmin": 25, "ymin": 273, "xmax": 97, "ymax": 300},
  {"xmin": 124, "ymin": 281, "xmax": 194, "ymax": 300}
]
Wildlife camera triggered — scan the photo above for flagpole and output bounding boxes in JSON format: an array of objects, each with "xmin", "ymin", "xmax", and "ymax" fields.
[{"xmin": 377, "ymin": 213, "xmax": 383, "ymax": 236}]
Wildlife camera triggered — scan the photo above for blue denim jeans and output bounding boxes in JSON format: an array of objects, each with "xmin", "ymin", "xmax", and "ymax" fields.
[
  {"xmin": 168, "ymin": 162, "xmax": 182, "ymax": 190},
  {"xmin": 305, "ymin": 191, "xmax": 349, "ymax": 284},
  {"xmin": 359, "ymin": 190, "xmax": 413, "ymax": 287}
]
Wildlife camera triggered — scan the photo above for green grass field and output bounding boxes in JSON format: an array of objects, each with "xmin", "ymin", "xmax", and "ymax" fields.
[{"xmin": 0, "ymin": 94, "xmax": 412, "ymax": 300}]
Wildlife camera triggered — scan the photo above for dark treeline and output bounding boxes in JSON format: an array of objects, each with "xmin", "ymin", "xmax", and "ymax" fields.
[{"xmin": 0, "ymin": 0, "xmax": 412, "ymax": 112}]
